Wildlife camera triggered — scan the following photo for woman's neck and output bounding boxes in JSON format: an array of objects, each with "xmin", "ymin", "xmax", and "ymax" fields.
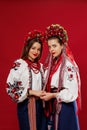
[{"xmin": 28, "ymin": 57, "xmax": 34, "ymax": 62}]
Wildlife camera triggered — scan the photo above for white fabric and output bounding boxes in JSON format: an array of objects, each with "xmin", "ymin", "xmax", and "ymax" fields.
[
  {"xmin": 6, "ymin": 59, "xmax": 43, "ymax": 103},
  {"xmin": 31, "ymin": 69, "xmax": 42, "ymax": 91},
  {"xmin": 45, "ymin": 59, "xmax": 79, "ymax": 103}
]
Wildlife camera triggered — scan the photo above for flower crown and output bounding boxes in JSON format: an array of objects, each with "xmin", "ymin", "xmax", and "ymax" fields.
[
  {"xmin": 45, "ymin": 24, "xmax": 68, "ymax": 44},
  {"xmin": 24, "ymin": 30, "xmax": 44, "ymax": 45}
]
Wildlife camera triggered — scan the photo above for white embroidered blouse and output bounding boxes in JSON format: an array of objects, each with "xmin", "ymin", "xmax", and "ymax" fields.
[
  {"xmin": 45, "ymin": 59, "xmax": 79, "ymax": 103},
  {"xmin": 6, "ymin": 59, "xmax": 44, "ymax": 103}
]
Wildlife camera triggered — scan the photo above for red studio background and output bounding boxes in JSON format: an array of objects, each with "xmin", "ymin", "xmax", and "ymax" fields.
[{"xmin": 0, "ymin": 0, "xmax": 87, "ymax": 130}]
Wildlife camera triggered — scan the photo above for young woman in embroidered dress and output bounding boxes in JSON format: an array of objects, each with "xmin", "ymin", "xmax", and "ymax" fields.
[
  {"xmin": 40, "ymin": 24, "xmax": 81, "ymax": 130},
  {"xmin": 6, "ymin": 30, "xmax": 47, "ymax": 130}
]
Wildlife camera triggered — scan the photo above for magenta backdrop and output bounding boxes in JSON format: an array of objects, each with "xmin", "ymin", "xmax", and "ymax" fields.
[{"xmin": 0, "ymin": 0, "xmax": 87, "ymax": 130}]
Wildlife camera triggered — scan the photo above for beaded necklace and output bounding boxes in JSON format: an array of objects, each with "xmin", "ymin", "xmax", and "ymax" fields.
[{"xmin": 25, "ymin": 59, "xmax": 45, "ymax": 90}]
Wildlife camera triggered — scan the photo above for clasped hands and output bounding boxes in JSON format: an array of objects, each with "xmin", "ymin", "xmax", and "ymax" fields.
[
  {"xmin": 40, "ymin": 91, "xmax": 57, "ymax": 101},
  {"xmin": 28, "ymin": 90, "xmax": 57, "ymax": 101}
]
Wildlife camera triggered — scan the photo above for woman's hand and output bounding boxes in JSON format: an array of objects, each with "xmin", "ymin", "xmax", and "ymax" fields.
[
  {"xmin": 29, "ymin": 90, "xmax": 46, "ymax": 98},
  {"xmin": 40, "ymin": 92, "xmax": 57, "ymax": 101}
]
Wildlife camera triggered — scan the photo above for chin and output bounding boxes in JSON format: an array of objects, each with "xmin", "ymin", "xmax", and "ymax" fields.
[
  {"xmin": 53, "ymin": 55, "xmax": 57, "ymax": 58},
  {"xmin": 53, "ymin": 55, "xmax": 59, "ymax": 60}
]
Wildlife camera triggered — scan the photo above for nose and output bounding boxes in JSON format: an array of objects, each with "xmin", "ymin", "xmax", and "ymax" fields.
[
  {"xmin": 34, "ymin": 49, "xmax": 37, "ymax": 52},
  {"xmin": 34, "ymin": 49, "xmax": 38, "ymax": 53}
]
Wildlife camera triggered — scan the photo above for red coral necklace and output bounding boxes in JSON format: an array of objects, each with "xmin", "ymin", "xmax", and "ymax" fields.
[{"xmin": 25, "ymin": 59, "xmax": 40, "ymax": 74}]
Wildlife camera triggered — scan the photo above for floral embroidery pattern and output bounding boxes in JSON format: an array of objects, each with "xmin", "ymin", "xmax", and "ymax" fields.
[
  {"xmin": 6, "ymin": 59, "xmax": 45, "ymax": 103},
  {"xmin": 7, "ymin": 81, "xmax": 24, "ymax": 102},
  {"xmin": 65, "ymin": 66, "xmax": 75, "ymax": 81},
  {"xmin": 12, "ymin": 61, "xmax": 21, "ymax": 70}
]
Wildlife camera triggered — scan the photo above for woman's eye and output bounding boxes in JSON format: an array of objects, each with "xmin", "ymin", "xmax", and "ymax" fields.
[
  {"xmin": 53, "ymin": 45, "xmax": 56, "ymax": 47},
  {"xmin": 32, "ymin": 47, "xmax": 35, "ymax": 50}
]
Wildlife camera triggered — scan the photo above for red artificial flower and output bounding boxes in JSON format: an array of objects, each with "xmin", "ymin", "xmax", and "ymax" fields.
[{"xmin": 45, "ymin": 24, "xmax": 68, "ymax": 44}]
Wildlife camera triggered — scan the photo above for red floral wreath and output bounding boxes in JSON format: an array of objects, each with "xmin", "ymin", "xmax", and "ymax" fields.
[
  {"xmin": 45, "ymin": 24, "xmax": 68, "ymax": 44},
  {"xmin": 24, "ymin": 30, "xmax": 44, "ymax": 45}
]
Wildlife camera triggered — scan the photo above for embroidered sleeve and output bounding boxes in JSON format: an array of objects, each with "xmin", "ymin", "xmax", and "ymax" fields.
[
  {"xmin": 56, "ymin": 62, "xmax": 79, "ymax": 103},
  {"xmin": 6, "ymin": 59, "xmax": 29, "ymax": 103}
]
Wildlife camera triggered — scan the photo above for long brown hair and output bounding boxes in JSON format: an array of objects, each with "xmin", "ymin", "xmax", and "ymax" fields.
[{"xmin": 21, "ymin": 38, "xmax": 43, "ymax": 62}]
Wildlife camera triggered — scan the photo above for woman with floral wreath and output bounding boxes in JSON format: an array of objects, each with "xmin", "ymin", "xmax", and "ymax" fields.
[
  {"xmin": 6, "ymin": 30, "xmax": 47, "ymax": 130},
  {"xmin": 41, "ymin": 24, "xmax": 81, "ymax": 130}
]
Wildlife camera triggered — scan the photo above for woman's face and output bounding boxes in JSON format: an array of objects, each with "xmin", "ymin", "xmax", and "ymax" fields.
[
  {"xmin": 48, "ymin": 38, "xmax": 63, "ymax": 58},
  {"xmin": 28, "ymin": 42, "xmax": 41, "ymax": 62}
]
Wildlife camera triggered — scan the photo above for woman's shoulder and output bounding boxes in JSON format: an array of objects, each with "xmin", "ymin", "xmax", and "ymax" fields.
[
  {"xmin": 11, "ymin": 58, "xmax": 28, "ymax": 72},
  {"xmin": 65, "ymin": 58, "xmax": 78, "ymax": 72},
  {"xmin": 13, "ymin": 58, "xmax": 28, "ymax": 68},
  {"xmin": 14, "ymin": 58, "xmax": 28, "ymax": 65},
  {"xmin": 66, "ymin": 58, "xmax": 75, "ymax": 66},
  {"xmin": 66, "ymin": 57, "xmax": 78, "ymax": 67}
]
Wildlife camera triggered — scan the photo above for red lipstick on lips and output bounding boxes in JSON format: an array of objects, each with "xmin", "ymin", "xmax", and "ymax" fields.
[
  {"xmin": 52, "ymin": 52, "xmax": 55, "ymax": 55},
  {"xmin": 33, "ymin": 53, "xmax": 38, "ymax": 56}
]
